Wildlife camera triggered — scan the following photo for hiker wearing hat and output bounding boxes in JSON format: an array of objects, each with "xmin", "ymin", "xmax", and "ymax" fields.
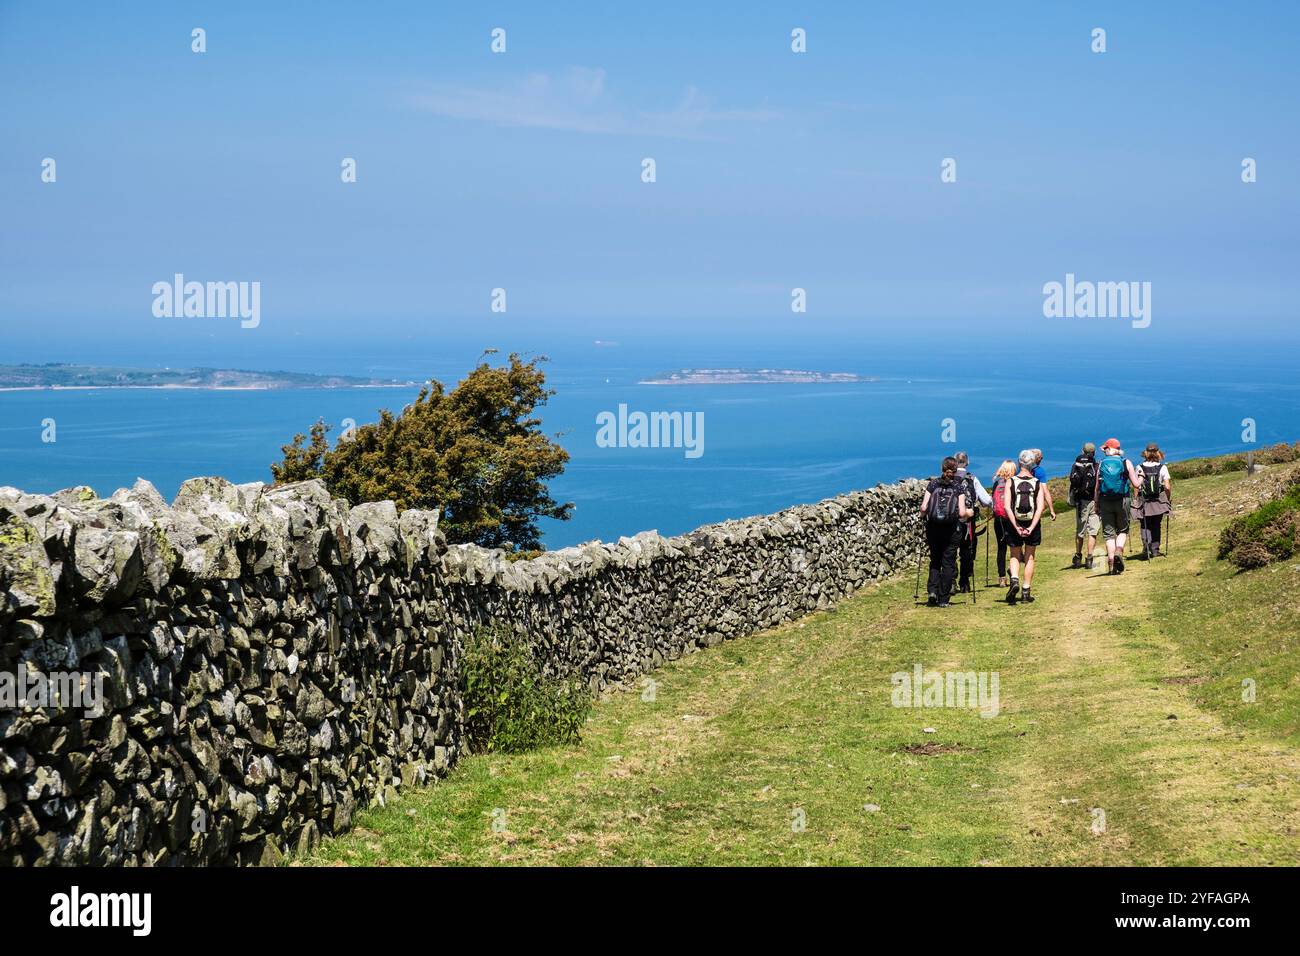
[
  {"xmin": 1132, "ymin": 442, "xmax": 1173, "ymax": 558},
  {"xmin": 1068, "ymin": 441, "xmax": 1101, "ymax": 569},
  {"xmin": 1093, "ymin": 438, "xmax": 1143, "ymax": 574}
]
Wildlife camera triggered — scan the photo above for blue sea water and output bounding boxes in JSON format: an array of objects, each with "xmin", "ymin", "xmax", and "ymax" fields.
[{"xmin": 2, "ymin": 334, "xmax": 1297, "ymax": 549}]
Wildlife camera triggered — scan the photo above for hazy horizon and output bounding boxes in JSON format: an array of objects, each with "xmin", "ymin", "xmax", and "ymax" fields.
[{"xmin": 4, "ymin": 1, "xmax": 1299, "ymax": 356}]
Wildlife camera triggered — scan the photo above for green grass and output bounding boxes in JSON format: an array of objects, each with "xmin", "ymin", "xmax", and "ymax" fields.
[{"xmin": 304, "ymin": 469, "xmax": 1300, "ymax": 866}]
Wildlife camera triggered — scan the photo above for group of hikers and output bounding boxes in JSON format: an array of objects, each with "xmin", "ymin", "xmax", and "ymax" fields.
[{"xmin": 918, "ymin": 440, "xmax": 1174, "ymax": 606}]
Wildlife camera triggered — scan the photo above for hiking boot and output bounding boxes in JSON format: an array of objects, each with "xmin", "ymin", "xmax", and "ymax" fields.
[
  {"xmin": 1150, "ymin": 546, "xmax": 1161, "ymax": 558},
  {"xmin": 937, "ymin": 600, "xmax": 952, "ymax": 608},
  {"xmin": 1115, "ymin": 555, "xmax": 1125, "ymax": 574},
  {"xmin": 1022, "ymin": 588, "xmax": 1035, "ymax": 603},
  {"xmin": 1072, "ymin": 553, "xmax": 1081, "ymax": 569},
  {"xmin": 1006, "ymin": 579, "xmax": 1020, "ymax": 604},
  {"xmin": 927, "ymin": 594, "xmax": 939, "ymax": 607},
  {"xmin": 1085, "ymin": 555, "xmax": 1094, "ymax": 570}
]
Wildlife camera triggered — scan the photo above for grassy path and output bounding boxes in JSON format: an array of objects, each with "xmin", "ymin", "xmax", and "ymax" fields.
[{"xmin": 306, "ymin": 471, "xmax": 1300, "ymax": 865}]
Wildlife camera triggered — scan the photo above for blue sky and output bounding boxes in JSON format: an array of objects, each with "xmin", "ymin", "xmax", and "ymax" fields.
[{"xmin": 2, "ymin": 0, "xmax": 1298, "ymax": 360}]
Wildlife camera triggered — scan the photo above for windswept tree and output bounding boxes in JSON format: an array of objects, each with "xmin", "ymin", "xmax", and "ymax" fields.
[{"xmin": 271, "ymin": 353, "xmax": 572, "ymax": 551}]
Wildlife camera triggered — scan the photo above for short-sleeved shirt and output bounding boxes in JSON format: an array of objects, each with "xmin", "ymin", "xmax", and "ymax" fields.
[
  {"xmin": 925, "ymin": 478, "xmax": 964, "ymax": 520},
  {"xmin": 926, "ymin": 478, "xmax": 961, "ymax": 497},
  {"xmin": 1135, "ymin": 462, "xmax": 1170, "ymax": 492}
]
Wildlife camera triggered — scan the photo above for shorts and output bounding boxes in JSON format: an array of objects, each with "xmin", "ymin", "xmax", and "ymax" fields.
[
  {"xmin": 1007, "ymin": 518, "xmax": 1041, "ymax": 548},
  {"xmin": 1099, "ymin": 495, "xmax": 1130, "ymax": 539},
  {"xmin": 1075, "ymin": 500, "xmax": 1100, "ymax": 539}
]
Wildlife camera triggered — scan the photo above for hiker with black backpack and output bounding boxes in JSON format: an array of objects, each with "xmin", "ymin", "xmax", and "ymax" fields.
[
  {"xmin": 1003, "ymin": 450, "xmax": 1049, "ymax": 604},
  {"xmin": 1068, "ymin": 442, "xmax": 1101, "ymax": 569},
  {"xmin": 953, "ymin": 451, "xmax": 992, "ymax": 593},
  {"xmin": 1133, "ymin": 442, "xmax": 1173, "ymax": 558},
  {"xmin": 1093, "ymin": 438, "xmax": 1143, "ymax": 575},
  {"xmin": 919, "ymin": 456, "xmax": 974, "ymax": 607}
]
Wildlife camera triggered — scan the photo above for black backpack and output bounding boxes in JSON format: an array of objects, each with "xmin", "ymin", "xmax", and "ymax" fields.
[
  {"xmin": 1012, "ymin": 476, "xmax": 1040, "ymax": 522},
  {"xmin": 1139, "ymin": 461, "xmax": 1163, "ymax": 501},
  {"xmin": 1069, "ymin": 454, "xmax": 1098, "ymax": 501},
  {"xmin": 958, "ymin": 471, "xmax": 980, "ymax": 519},
  {"xmin": 929, "ymin": 480, "xmax": 961, "ymax": 524}
]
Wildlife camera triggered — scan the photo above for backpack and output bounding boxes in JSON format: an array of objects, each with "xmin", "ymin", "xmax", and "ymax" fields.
[
  {"xmin": 929, "ymin": 479, "xmax": 961, "ymax": 524},
  {"xmin": 1098, "ymin": 456, "xmax": 1129, "ymax": 498},
  {"xmin": 1139, "ymin": 461, "xmax": 1163, "ymax": 501},
  {"xmin": 958, "ymin": 471, "xmax": 980, "ymax": 519},
  {"xmin": 1011, "ymin": 476, "xmax": 1040, "ymax": 523},
  {"xmin": 1069, "ymin": 455, "xmax": 1098, "ymax": 502},
  {"xmin": 991, "ymin": 477, "xmax": 1009, "ymax": 518}
]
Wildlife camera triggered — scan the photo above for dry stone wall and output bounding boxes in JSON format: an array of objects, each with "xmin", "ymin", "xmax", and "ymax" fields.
[{"xmin": 0, "ymin": 474, "xmax": 924, "ymax": 866}]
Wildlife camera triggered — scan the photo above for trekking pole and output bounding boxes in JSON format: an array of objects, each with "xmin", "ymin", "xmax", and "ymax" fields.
[
  {"xmin": 913, "ymin": 520, "xmax": 925, "ymax": 601},
  {"xmin": 983, "ymin": 520, "xmax": 991, "ymax": 588},
  {"xmin": 1165, "ymin": 510, "xmax": 1172, "ymax": 557}
]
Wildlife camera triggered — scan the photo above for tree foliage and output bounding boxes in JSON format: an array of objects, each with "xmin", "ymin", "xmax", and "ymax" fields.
[{"xmin": 271, "ymin": 353, "xmax": 572, "ymax": 551}]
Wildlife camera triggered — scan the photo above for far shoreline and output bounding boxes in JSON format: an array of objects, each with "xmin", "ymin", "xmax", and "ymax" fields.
[
  {"xmin": 638, "ymin": 379, "xmax": 878, "ymax": 386},
  {"xmin": 0, "ymin": 383, "xmax": 419, "ymax": 393}
]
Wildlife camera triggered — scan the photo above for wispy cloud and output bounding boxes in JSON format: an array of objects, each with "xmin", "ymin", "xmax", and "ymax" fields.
[{"xmin": 410, "ymin": 67, "xmax": 780, "ymax": 139}]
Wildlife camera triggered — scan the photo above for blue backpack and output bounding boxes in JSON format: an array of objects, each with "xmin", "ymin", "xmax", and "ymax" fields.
[{"xmin": 1098, "ymin": 456, "xmax": 1129, "ymax": 498}]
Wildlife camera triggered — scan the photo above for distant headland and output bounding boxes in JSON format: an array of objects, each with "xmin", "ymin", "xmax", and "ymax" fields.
[
  {"xmin": 639, "ymin": 368, "xmax": 878, "ymax": 385},
  {"xmin": 0, "ymin": 363, "xmax": 416, "ymax": 391}
]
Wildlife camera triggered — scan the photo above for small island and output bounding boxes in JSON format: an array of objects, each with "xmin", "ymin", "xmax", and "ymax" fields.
[
  {"xmin": 0, "ymin": 363, "xmax": 416, "ymax": 391},
  {"xmin": 639, "ymin": 368, "xmax": 877, "ymax": 385}
]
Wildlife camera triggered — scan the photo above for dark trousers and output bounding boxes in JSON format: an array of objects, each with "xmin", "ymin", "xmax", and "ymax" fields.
[
  {"xmin": 957, "ymin": 520, "xmax": 976, "ymax": 589},
  {"xmin": 926, "ymin": 520, "xmax": 963, "ymax": 601},
  {"xmin": 994, "ymin": 517, "xmax": 1010, "ymax": 577},
  {"xmin": 1140, "ymin": 514, "xmax": 1164, "ymax": 553}
]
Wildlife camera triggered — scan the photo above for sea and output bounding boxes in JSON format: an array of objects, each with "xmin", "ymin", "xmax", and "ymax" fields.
[{"xmin": 2, "ymin": 331, "xmax": 1297, "ymax": 549}]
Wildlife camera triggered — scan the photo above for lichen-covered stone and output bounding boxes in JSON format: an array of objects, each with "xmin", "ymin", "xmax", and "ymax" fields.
[{"xmin": 0, "ymin": 474, "xmax": 923, "ymax": 866}]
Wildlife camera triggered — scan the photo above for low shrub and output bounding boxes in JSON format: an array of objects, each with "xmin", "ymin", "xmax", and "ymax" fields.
[
  {"xmin": 1218, "ymin": 473, "xmax": 1300, "ymax": 569},
  {"xmin": 460, "ymin": 624, "xmax": 592, "ymax": 753},
  {"xmin": 1229, "ymin": 540, "xmax": 1277, "ymax": 570}
]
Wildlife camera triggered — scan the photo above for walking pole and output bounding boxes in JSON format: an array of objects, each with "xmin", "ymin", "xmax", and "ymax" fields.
[
  {"xmin": 1165, "ymin": 510, "xmax": 1172, "ymax": 557},
  {"xmin": 984, "ymin": 520, "xmax": 991, "ymax": 588},
  {"xmin": 913, "ymin": 521, "xmax": 925, "ymax": 602},
  {"xmin": 971, "ymin": 524, "xmax": 978, "ymax": 605}
]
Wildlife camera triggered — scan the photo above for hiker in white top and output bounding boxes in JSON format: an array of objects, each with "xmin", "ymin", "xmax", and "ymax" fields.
[{"xmin": 1132, "ymin": 442, "xmax": 1173, "ymax": 559}]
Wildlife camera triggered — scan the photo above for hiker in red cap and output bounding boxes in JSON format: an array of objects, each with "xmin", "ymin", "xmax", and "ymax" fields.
[{"xmin": 1093, "ymin": 439, "xmax": 1143, "ymax": 574}]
